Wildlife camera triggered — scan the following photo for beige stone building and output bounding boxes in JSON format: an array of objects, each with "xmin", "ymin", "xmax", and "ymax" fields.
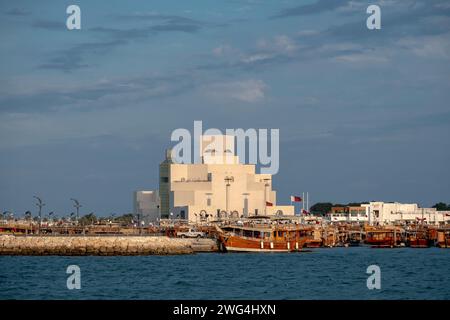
[{"xmin": 159, "ymin": 135, "xmax": 294, "ymax": 222}]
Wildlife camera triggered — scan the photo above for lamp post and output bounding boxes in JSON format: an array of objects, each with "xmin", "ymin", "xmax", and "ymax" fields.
[
  {"xmin": 224, "ymin": 176, "xmax": 234, "ymax": 217},
  {"xmin": 137, "ymin": 212, "xmax": 142, "ymax": 235},
  {"xmin": 242, "ymin": 193, "xmax": 250, "ymax": 218},
  {"xmin": 48, "ymin": 212, "xmax": 53, "ymax": 229},
  {"xmin": 24, "ymin": 211, "xmax": 32, "ymax": 234},
  {"xmin": 136, "ymin": 202, "xmax": 142, "ymax": 235},
  {"xmin": 68, "ymin": 213, "xmax": 75, "ymax": 234},
  {"xmin": 263, "ymin": 178, "xmax": 271, "ymax": 216},
  {"xmin": 88, "ymin": 212, "xmax": 95, "ymax": 228},
  {"xmin": 70, "ymin": 198, "xmax": 81, "ymax": 224},
  {"xmin": 33, "ymin": 196, "xmax": 45, "ymax": 235}
]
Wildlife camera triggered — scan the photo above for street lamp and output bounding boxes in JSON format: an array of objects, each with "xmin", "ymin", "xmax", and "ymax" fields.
[
  {"xmin": 242, "ymin": 193, "xmax": 250, "ymax": 217},
  {"xmin": 136, "ymin": 212, "xmax": 142, "ymax": 235},
  {"xmin": 263, "ymin": 178, "xmax": 271, "ymax": 215},
  {"xmin": 48, "ymin": 212, "xmax": 53, "ymax": 226},
  {"xmin": 33, "ymin": 196, "xmax": 45, "ymax": 235},
  {"xmin": 224, "ymin": 176, "xmax": 234, "ymax": 217},
  {"xmin": 88, "ymin": 212, "xmax": 95, "ymax": 226},
  {"xmin": 24, "ymin": 211, "xmax": 32, "ymax": 235},
  {"xmin": 70, "ymin": 198, "xmax": 82, "ymax": 224}
]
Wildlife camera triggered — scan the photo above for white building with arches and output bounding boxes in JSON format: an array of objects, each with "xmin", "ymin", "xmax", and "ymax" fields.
[{"xmin": 159, "ymin": 135, "xmax": 294, "ymax": 222}]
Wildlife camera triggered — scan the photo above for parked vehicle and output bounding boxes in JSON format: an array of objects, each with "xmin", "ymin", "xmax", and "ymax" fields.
[{"xmin": 176, "ymin": 229, "xmax": 205, "ymax": 238}]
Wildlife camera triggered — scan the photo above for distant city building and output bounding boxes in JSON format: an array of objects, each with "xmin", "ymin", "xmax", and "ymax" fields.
[
  {"xmin": 133, "ymin": 191, "xmax": 160, "ymax": 224},
  {"xmin": 365, "ymin": 202, "xmax": 450, "ymax": 226},
  {"xmin": 329, "ymin": 205, "xmax": 368, "ymax": 223},
  {"xmin": 159, "ymin": 135, "xmax": 294, "ymax": 222},
  {"xmin": 327, "ymin": 202, "xmax": 450, "ymax": 225}
]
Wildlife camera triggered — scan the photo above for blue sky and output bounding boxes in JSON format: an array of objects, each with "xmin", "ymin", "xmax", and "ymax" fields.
[{"xmin": 1, "ymin": 0, "xmax": 449, "ymax": 217}]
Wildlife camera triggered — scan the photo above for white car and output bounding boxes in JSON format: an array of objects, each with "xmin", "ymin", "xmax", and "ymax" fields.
[{"xmin": 177, "ymin": 229, "xmax": 205, "ymax": 238}]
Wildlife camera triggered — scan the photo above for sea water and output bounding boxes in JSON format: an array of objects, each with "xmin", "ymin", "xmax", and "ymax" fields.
[{"xmin": 1, "ymin": 247, "xmax": 449, "ymax": 300}]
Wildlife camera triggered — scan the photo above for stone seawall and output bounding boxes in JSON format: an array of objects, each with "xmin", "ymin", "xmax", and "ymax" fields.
[{"xmin": 0, "ymin": 235, "xmax": 196, "ymax": 255}]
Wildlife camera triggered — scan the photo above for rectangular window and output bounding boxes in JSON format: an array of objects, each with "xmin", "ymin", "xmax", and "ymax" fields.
[{"xmin": 207, "ymin": 198, "xmax": 211, "ymax": 206}]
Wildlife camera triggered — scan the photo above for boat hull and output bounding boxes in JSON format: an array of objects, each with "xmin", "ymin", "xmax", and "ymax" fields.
[
  {"xmin": 305, "ymin": 239, "xmax": 322, "ymax": 248},
  {"xmin": 219, "ymin": 235, "xmax": 305, "ymax": 253},
  {"xmin": 408, "ymin": 238, "xmax": 429, "ymax": 248}
]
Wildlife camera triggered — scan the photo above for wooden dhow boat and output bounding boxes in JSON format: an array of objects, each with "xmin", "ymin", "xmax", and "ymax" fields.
[
  {"xmin": 215, "ymin": 217, "xmax": 310, "ymax": 252},
  {"xmin": 365, "ymin": 227, "xmax": 405, "ymax": 248},
  {"xmin": 406, "ymin": 229, "xmax": 430, "ymax": 248}
]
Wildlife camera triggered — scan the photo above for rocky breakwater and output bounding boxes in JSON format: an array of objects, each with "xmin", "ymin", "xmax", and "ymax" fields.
[{"xmin": 0, "ymin": 235, "xmax": 195, "ymax": 255}]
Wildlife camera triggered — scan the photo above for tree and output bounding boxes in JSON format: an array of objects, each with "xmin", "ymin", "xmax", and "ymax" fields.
[
  {"xmin": 78, "ymin": 213, "xmax": 97, "ymax": 226},
  {"xmin": 309, "ymin": 202, "xmax": 333, "ymax": 216},
  {"xmin": 432, "ymin": 202, "xmax": 450, "ymax": 211},
  {"xmin": 114, "ymin": 213, "xmax": 134, "ymax": 225},
  {"xmin": 347, "ymin": 202, "xmax": 367, "ymax": 206}
]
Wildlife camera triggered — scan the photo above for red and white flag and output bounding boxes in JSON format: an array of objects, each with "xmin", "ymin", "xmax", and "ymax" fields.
[
  {"xmin": 290, "ymin": 195, "xmax": 302, "ymax": 202},
  {"xmin": 266, "ymin": 201, "xmax": 273, "ymax": 206}
]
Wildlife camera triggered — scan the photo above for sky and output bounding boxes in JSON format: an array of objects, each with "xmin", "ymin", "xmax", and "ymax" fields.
[{"xmin": 1, "ymin": 0, "xmax": 449, "ymax": 217}]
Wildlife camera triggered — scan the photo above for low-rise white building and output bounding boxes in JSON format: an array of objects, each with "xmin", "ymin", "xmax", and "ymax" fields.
[
  {"xmin": 326, "ymin": 202, "xmax": 450, "ymax": 225},
  {"xmin": 365, "ymin": 202, "xmax": 450, "ymax": 226},
  {"xmin": 328, "ymin": 212, "xmax": 368, "ymax": 223}
]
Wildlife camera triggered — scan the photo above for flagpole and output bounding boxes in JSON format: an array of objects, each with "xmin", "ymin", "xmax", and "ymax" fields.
[
  {"xmin": 307, "ymin": 192, "xmax": 309, "ymax": 213},
  {"xmin": 302, "ymin": 192, "xmax": 305, "ymax": 212}
]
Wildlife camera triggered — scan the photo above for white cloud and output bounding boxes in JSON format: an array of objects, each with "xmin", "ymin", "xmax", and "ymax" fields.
[
  {"xmin": 398, "ymin": 34, "xmax": 450, "ymax": 59},
  {"xmin": 333, "ymin": 53, "xmax": 389, "ymax": 64},
  {"xmin": 241, "ymin": 53, "xmax": 273, "ymax": 64},
  {"xmin": 212, "ymin": 44, "xmax": 239, "ymax": 57},
  {"xmin": 203, "ymin": 79, "xmax": 268, "ymax": 103},
  {"xmin": 257, "ymin": 35, "xmax": 298, "ymax": 54},
  {"xmin": 236, "ymin": 35, "xmax": 298, "ymax": 65}
]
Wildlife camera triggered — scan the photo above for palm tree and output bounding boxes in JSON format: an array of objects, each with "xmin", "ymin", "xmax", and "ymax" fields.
[
  {"xmin": 24, "ymin": 211, "xmax": 32, "ymax": 221},
  {"xmin": 2, "ymin": 211, "xmax": 9, "ymax": 221}
]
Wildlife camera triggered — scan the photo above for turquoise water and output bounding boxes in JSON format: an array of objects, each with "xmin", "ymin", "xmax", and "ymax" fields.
[{"xmin": 1, "ymin": 247, "xmax": 449, "ymax": 300}]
